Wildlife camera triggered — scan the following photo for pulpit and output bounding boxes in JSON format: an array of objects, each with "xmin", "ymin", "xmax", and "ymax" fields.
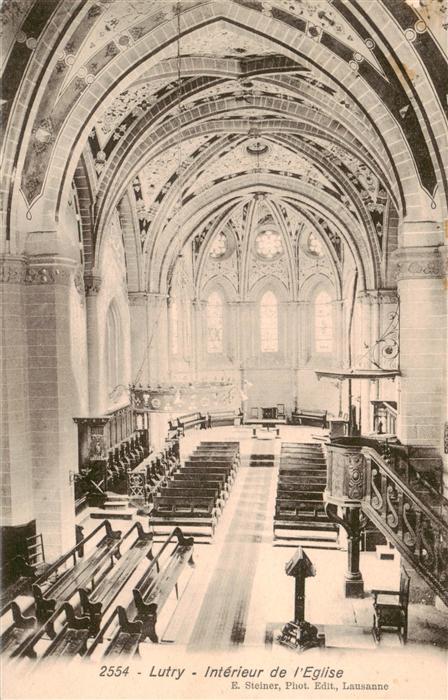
[{"xmin": 325, "ymin": 439, "xmax": 368, "ymax": 598}]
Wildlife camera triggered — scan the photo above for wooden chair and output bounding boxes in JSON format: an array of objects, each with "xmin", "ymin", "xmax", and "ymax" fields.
[{"xmin": 372, "ymin": 568, "xmax": 410, "ymax": 644}]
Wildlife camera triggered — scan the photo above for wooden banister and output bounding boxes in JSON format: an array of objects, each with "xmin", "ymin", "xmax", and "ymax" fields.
[{"xmin": 361, "ymin": 447, "xmax": 448, "ymax": 606}]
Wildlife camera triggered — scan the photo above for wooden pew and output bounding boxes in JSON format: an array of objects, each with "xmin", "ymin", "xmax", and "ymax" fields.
[
  {"xmin": 157, "ymin": 487, "xmax": 224, "ymax": 503},
  {"xmin": 175, "ymin": 412, "xmax": 207, "ymax": 436},
  {"xmin": 188, "ymin": 451, "xmax": 239, "ymax": 461},
  {"xmin": 290, "ymin": 408, "xmax": 327, "ymax": 428},
  {"xmin": 275, "ymin": 499, "xmax": 329, "ymax": 525},
  {"xmin": 169, "ymin": 472, "xmax": 230, "ymax": 496},
  {"xmin": 76, "ymin": 522, "xmax": 153, "ymax": 634},
  {"xmin": 150, "ymin": 495, "xmax": 219, "ymax": 534},
  {"xmin": 32, "ymin": 520, "xmax": 122, "ymax": 626},
  {"xmin": 180, "ymin": 466, "xmax": 236, "ymax": 486},
  {"xmin": 87, "ymin": 528, "xmax": 194, "ymax": 656},
  {"xmin": 15, "ymin": 524, "xmax": 154, "ymax": 660},
  {"xmin": 162, "ymin": 479, "xmax": 228, "ymax": 498},
  {"xmin": 206, "ymin": 410, "xmax": 243, "ymax": 427},
  {"xmin": 10, "ymin": 602, "xmax": 90, "ymax": 659},
  {"xmin": 0, "ymin": 601, "xmax": 37, "ymax": 657}
]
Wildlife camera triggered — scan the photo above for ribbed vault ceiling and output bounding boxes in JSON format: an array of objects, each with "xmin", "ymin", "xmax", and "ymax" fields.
[{"xmin": 1, "ymin": 0, "xmax": 446, "ymax": 293}]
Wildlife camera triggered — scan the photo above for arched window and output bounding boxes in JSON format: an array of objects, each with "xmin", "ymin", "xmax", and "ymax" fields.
[
  {"xmin": 207, "ymin": 291, "xmax": 224, "ymax": 353},
  {"xmin": 260, "ymin": 290, "xmax": 278, "ymax": 353},
  {"xmin": 314, "ymin": 290, "xmax": 333, "ymax": 353},
  {"xmin": 105, "ymin": 302, "xmax": 121, "ymax": 393}
]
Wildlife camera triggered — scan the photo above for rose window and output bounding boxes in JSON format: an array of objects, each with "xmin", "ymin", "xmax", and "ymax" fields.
[
  {"xmin": 209, "ymin": 232, "xmax": 227, "ymax": 258},
  {"xmin": 307, "ymin": 232, "xmax": 323, "ymax": 257},
  {"xmin": 255, "ymin": 230, "xmax": 283, "ymax": 259}
]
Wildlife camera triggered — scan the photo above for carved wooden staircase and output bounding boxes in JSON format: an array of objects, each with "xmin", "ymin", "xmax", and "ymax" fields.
[{"xmin": 361, "ymin": 447, "xmax": 448, "ymax": 606}]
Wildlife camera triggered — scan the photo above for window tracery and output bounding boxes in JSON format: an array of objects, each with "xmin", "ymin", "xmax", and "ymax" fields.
[
  {"xmin": 255, "ymin": 230, "xmax": 283, "ymax": 259},
  {"xmin": 209, "ymin": 232, "xmax": 228, "ymax": 258},
  {"xmin": 307, "ymin": 232, "xmax": 324, "ymax": 257}
]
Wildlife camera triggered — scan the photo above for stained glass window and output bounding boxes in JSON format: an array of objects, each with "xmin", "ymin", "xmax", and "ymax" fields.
[
  {"xmin": 170, "ymin": 300, "xmax": 179, "ymax": 355},
  {"xmin": 314, "ymin": 290, "xmax": 333, "ymax": 353},
  {"xmin": 207, "ymin": 291, "xmax": 224, "ymax": 353},
  {"xmin": 260, "ymin": 290, "xmax": 278, "ymax": 352},
  {"xmin": 255, "ymin": 230, "xmax": 283, "ymax": 259}
]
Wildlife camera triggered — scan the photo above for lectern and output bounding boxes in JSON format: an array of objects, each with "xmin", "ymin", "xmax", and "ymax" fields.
[{"xmin": 277, "ymin": 547, "xmax": 325, "ymax": 651}]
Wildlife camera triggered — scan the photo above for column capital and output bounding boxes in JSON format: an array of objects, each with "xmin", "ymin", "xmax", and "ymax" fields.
[
  {"xmin": 26, "ymin": 255, "xmax": 77, "ymax": 286},
  {"xmin": 0, "ymin": 254, "xmax": 27, "ymax": 283},
  {"xmin": 84, "ymin": 272, "xmax": 102, "ymax": 295},
  {"xmin": 356, "ymin": 289, "xmax": 398, "ymax": 304},
  {"xmin": 147, "ymin": 292, "xmax": 168, "ymax": 300},
  {"xmin": 393, "ymin": 245, "xmax": 446, "ymax": 281},
  {"xmin": 128, "ymin": 291, "xmax": 147, "ymax": 306}
]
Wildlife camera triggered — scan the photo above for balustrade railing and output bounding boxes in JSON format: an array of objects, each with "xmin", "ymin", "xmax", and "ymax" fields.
[{"xmin": 362, "ymin": 447, "xmax": 448, "ymax": 606}]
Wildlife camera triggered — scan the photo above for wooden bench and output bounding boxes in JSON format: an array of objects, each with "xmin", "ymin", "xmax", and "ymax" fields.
[
  {"xmin": 77, "ymin": 522, "xmax": 153, "ymax": 634},
  {"xmin": 175, "ymin": 412, "xmax": 207, "ymax": 436},
  {"xmin": 170, "ymin": 473, "xmax": 230, "ymax": 496},
  {"xmin": 275, "ymin": 500, "xmax": 327, "ymax": 520},
  {"xmin": 19, "ymin": 523, "xmax": 153, "ymax": 660},
  {"xmin": 87, "ymin": 528, "xmax": 194, "ymax": 656},
  {"xmin": 163, "ymin": 479, "xmax": 228, "ymax": 496},
  {"xmin": 291, "ymin": 408, "xmax": 327, "ymax": 428},
  {"xmin": 180, "ymin": 466, "xmax": 236, "ymax": 485},
  {"xmin": 206, "ymin": 410, "xmax": 243, "ymax": 427},
  {"xmin": 152, "ymin": 494, "xmax": 220, "ymax": 517},
  {"xmin": 151, "ymin": 497, "xmax": 219, "ymax": 534},
  {"xmin": 32, "ymin": 520, "xmax": 122, "ymax": 626},
  {"xmin": 10, "ymin": 601, "xmax": 90, "ymax": 659},
  {"xmin": 278, "ymin": 477, "xmax": 326, "ymax": 489},
  {"xmin": 0, "ymin": 601, "xmax": 37, "ymax": 657},
  {"xmin": 198, "ymin": 442, "xmax": 239, "ymax": 450}
]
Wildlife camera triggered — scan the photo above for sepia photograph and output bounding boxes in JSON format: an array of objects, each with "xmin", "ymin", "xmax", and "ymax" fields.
[{"xmin": 0, "ymin": 0, "xmax": 447, "ymax": 698}]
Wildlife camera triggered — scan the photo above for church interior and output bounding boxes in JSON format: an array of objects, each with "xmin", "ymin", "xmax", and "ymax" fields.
[{"xmin": 1, "ymin": 0, "xmax": 448, "ymax": 675}]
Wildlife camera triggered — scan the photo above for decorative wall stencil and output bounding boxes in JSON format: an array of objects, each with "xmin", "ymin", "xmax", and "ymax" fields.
[
  {"xmin": 298, "ymin": 234, "xmax": 333, "ymax": 283},
  {"xmin": 354, "ymin": 299, "xmax": 400, "ymax": 371},
  {"xmin": 248, "ymin": 253, "xmax": 290, "ymax": 291},
  {"xmin": 25, "ymin": 265, "xmax": 73, "ymax": 285},
  {"xmin": 131, "ymin": 381, "xmax": 239, "ymax": 413},
  {"xmin": 201, "ymin": 253, "xmax": 239, "ymax": 293},
  {"xmin": 0, "ymin": 256, "xmax": 27, "ymax": 284}
]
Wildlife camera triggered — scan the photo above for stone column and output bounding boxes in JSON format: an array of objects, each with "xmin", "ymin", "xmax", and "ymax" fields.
[
  {"xmin": 85, "ymin": 273, "xmax": 102, "ymax": 415},
  {"xmin": 395, "ymin": 242, "xmax": 446, "ymax": 457},
  {"xmin": 25, "ymin": 254, "xmax": 79, "ymax": 560},
  {"xmin": 128, "ymin": 292, "xmax": 148, "ymax": 385},
  {"xmin": 1, "ymin": 255, "xmax": 35, "ymax": 573},
  {"xmin": 192, "ymin": 298, "xmax": 206, "ymax": 380},
  {"xmin": 147, "ymin": 293, "xmax": 169, "ymax": 384}
]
